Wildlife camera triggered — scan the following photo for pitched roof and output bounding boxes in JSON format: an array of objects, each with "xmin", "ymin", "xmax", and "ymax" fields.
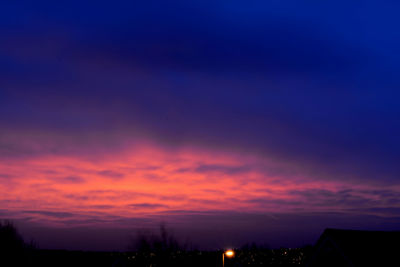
[{"xmin": 310, "ymin": 229, "xmax": 400, "ymax": 267}]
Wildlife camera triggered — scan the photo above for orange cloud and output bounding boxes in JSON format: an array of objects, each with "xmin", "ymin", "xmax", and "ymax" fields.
[{"xmin": 1, "ymin": 141, "xmax": 399, "ymax": 228}]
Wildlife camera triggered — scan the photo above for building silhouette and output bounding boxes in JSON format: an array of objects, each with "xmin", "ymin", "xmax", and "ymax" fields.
[{"xmin": 307, "ymin": 228, "xmax": 400, "ymax": 267}]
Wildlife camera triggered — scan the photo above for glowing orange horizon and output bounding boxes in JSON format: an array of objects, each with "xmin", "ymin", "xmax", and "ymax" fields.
[{"xmin": 0, "ymin": 141, "xmax": 397, "ymax": 228}]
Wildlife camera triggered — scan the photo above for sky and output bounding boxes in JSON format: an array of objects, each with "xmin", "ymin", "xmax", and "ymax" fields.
[{"xmin": 1, "ymin": 0, "xmax": 400, "ymax": 251}]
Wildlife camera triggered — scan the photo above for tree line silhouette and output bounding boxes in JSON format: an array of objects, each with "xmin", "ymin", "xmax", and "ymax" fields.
[{"xmin": 0, "ymin": 220, "xmax": 311, "ymax": 267}]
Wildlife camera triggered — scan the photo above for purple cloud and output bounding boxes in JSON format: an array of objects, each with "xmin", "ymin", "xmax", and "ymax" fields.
[{"xmin": 97, "ymin": 170, "xmax": 125, "ymax": 179}]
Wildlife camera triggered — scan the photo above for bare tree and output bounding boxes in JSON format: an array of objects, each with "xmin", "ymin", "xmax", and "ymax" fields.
[
  {"xmin": 0, "ymin": 220, "xmax": 34, "ymax": 266},
  {"xmin": 131, "ymin": 223, "xmax": 182, "ymax": 253}
]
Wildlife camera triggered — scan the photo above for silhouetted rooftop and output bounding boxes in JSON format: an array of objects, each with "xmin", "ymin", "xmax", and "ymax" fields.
[{"xmin": 309, "ymin": 228, "xmax": 400, "ymax": 267}]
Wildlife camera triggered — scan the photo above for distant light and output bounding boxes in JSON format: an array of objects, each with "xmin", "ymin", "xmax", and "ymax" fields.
[{"xmin": 225, "ymin": 250, "xmax": 235, "ymax": 257}]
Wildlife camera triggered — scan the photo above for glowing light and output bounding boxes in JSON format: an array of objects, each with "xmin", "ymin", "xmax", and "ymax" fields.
[{"xmin": 225, "ymin": 250, "xmax": 234, "ymax": 257}]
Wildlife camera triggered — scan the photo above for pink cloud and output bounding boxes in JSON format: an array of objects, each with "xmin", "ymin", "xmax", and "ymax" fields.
[{"xmin": 1, "ymin": 140, "xmax": 400, "ymax": 229}]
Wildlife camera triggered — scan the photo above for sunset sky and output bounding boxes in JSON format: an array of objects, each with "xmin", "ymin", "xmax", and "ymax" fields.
[{"xmin": 1, "ymin": 1, "xmax": 400, "ymax": 250}]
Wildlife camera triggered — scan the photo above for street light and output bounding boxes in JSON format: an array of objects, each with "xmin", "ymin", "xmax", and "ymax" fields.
[{"xmin": 223, "ymin": 249, "xmax": 235, "ymax": 267}]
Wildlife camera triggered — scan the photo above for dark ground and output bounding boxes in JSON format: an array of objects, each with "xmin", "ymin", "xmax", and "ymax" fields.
[
  {"xmin": 2, "ymin": 246, "xmax": 313, "ymax": 267},
  {"xmin": 0, "ymin": 221, "xmax": 313, "ymax": 266}
]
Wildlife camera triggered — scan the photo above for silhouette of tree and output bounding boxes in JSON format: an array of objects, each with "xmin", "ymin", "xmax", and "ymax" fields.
[
  {"xmin": 0, "ymin": 220, "xmax": 34, "ymax": 266},
  {"xmin": 0, "ymin": 220, "xmax": 25, "ymax": 251},
  {"xmin": 131, "ymin": 223, "xmax": 182, "ymax": 253},
  {"xmin": 130, "ymin": 223, "xmax": 184, "ymax": 266}
]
